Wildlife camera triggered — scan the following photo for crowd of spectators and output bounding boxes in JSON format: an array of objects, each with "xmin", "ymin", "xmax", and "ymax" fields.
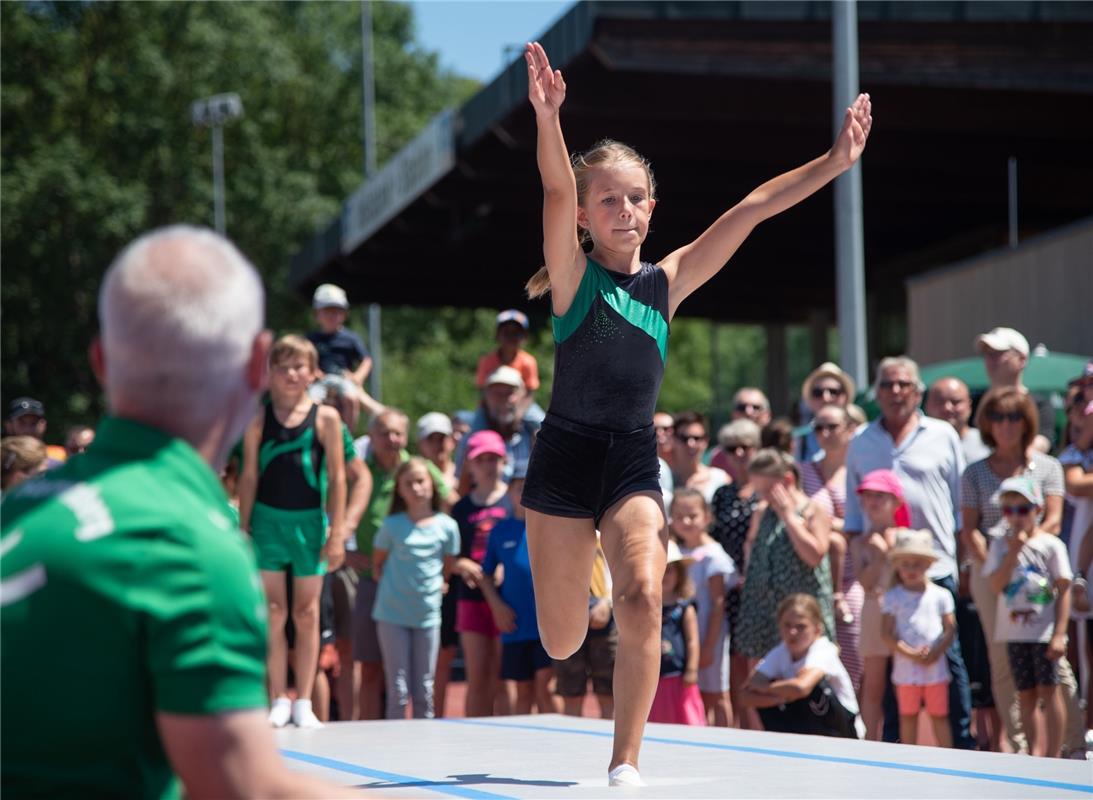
[{"xmin": 7, "ymin": 277, "xmax": 1092, "ymax": 761}]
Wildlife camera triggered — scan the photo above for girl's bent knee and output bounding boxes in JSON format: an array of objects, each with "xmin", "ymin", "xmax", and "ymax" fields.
[{"xmin": 540, "ymin": 629, "xmax": 585, "ymax": 660}]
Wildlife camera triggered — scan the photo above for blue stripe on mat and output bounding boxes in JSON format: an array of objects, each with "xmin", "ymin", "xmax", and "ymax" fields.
[
  {"xmin": 442, "ymin": 719, "xmax": 1093, "ymax": 795},
  {"xmin": 280, "ymin": 749, "xmax": 519, "ymax": 800}
]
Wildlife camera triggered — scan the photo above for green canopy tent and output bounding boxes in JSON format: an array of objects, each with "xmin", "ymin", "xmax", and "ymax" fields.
[{"xmin": 919, "ymin": 350, "xmax": 1090, "ymax": 394}]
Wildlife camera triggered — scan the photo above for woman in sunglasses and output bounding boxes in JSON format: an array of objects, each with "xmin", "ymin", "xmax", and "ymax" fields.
[
  {"xmin": 959, "ymin": 387, "xmax": 1067, "ymax": 753},
  {"xmin": 797, "ymin": 362, "xmax": 855, "ymax": 462},
  {"xmin": 800, "ymin": 405, "xmax": 863, "ymax": 692}
]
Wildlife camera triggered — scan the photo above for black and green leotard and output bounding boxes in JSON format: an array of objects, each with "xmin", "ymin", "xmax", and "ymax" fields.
[
  {"xmin": 548, "ymin": 257, "xmax": 669, "ymax": 432},
  {"xmin": 255, "ymin": 403, "xmax": 326, "ymax": 510}
]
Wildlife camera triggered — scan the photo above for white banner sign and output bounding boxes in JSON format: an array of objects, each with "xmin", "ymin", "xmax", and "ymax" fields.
[{"xmin": 341, "ymin": 109, "xmax": 455, "ymax": 255}]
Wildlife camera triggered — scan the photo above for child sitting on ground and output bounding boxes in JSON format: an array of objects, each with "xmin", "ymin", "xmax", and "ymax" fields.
[
  {"xmin": 983, "ymin": 476, "xmax": 1072, "ymax": 758},
  {"xmin": 739, "ymin": 593, "xmax": 859, "ymax": 738}
]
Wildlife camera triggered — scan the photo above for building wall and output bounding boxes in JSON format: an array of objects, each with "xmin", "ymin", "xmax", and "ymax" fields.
[{"xmin": 907, "ymin": 219, "xmax": 1093, "ymax": 364}]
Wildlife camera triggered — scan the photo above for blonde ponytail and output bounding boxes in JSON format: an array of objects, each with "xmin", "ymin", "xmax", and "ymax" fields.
[{"xmin": 526, "ymin": 265, "xmax": 551, "ymax": 299}]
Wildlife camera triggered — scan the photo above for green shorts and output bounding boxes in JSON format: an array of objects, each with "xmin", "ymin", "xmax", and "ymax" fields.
[{"xmin": 251, "ymin": 502, "xmax": 327, "ymax": 576}]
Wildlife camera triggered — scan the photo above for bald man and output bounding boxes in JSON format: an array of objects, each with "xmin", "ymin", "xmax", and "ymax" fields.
[
  {"xmin": 1, "ymin": 227, "xmax": 359, "ymax": 798},
  {"xmin": 926, "ymin": 376, "xmax": 990, "ymax": 464}
]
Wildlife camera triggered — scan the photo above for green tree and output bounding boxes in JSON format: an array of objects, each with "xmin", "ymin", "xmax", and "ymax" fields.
[{"xmin": 1, "ymin": 1, "xmax": 476, "ymax": 437}]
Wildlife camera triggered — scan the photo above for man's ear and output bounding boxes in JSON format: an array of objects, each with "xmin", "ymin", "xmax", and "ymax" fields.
[
  {"xmin": 247, "ymin": 330, "xmax": 273, "ymax": 392},
  {"xmin": 89, "ymin": 337, "xmax": 106, "ymax": 388}
]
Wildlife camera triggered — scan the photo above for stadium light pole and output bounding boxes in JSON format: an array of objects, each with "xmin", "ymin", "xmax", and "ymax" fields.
[
  {"xmin": 362, "ymin": 0, "xmax": 382, "ymax": 402},
  {"xmin": 832, "ymin": 1, "xmax": 868, "ymax": 390},
  {"xmin": 191, "ymin": 93, "xmax": 244, "ymax": 235}
]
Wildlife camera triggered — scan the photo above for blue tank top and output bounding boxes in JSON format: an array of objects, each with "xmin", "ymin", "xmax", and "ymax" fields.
[
  {"xmin": 548, "ymin": 258, "xmax": 669, "ymax": 432},
  {"xmin": 660, "ymin": 600, "xmax": 692, "ymax": 677}
]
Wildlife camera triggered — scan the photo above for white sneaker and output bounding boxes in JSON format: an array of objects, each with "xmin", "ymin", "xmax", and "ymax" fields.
[
  {"xmin": 292, "ymin": 699, "xmax": 323, "ymax": 729},
  {"xmin": 608, "ymin": 764, "xmax": 645, "ymax": 787},
  {"xmin": 268, "ymin": 697, "xmax": 292, "ymax": 728}
]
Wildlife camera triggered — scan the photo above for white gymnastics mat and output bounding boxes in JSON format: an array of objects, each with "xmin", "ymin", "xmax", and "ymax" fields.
[{"xmin": 276, "ymin": 713, "xmax": 1092, "ymax": 798}]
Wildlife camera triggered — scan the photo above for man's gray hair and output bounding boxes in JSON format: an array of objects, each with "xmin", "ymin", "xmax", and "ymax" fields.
[
  {"xmin": 98, "ymin": 225, "xmax": 264, "ymax": 419},
  {"xmin": 369, "ymin": 407, "xmax": 409, "ymax": 431},
  {"xmin": 717, "ymin": 419, "xmax": 762, "ymax": 449},
  {"xmin": 873, "ymin": 356, "xmax": 925, "ymax": 394}
]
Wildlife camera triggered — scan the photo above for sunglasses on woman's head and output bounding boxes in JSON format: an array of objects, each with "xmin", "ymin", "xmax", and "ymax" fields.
[
  {"xmin": 1001, "ymin": 504, "xmax": 1035, "ymax": 517},
  {"xmin": 987, "ymin": 411, "xmax": 1023, "ymax": 423}
]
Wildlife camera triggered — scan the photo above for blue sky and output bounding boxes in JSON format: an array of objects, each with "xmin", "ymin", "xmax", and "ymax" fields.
[{"xmin": 410, "ymin": 0, "xmax": 574, "ymax": 83}]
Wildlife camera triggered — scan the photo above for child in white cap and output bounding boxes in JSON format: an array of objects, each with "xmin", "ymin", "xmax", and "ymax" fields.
[
  {"xmin": 307, "ymin": 283, "xmax": 373, "ymax": 430},
  {"xmin": 881, "ymin": 528, "xmax": 955, "ymax": 748},
  {"xmin": 982, "ymin": 476, "xmax": 1072, "ymax": 758}
]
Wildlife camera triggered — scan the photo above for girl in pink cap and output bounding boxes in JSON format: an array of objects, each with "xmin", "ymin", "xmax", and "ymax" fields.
[
  {"xmin": 851, "ymin": 468, "xmax": 910, "ymax": 740},
  {"xmin": 450, "ymin": 430, "xmax": 513, "ymax": 716}
]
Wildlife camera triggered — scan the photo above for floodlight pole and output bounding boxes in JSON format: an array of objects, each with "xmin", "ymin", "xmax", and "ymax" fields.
[
  {"xmin": 211, "ymin": 125, "xmax": 226, "ymax": 235},
  {"xmin": 191, "ymin": 93, "xmax": 244, "ymax": 236},
  {"xmin": 361, "ymin": 0, "xmax": 382, "ymax": 402},
  {"xmin": 832, "ymin": 0, "xmax": 868, "ymax": 390}
]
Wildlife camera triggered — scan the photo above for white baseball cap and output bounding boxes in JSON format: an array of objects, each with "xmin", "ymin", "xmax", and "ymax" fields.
[
  {"xmin": 975, "ymin": 327, "xmax": 1029, "ymax": 357},
  {"xmin": 416, "ymin": 412, "xmax": 453, "ymax": 440},
  {"xmin": 313, "ymin": 283, "xmax": 349, "ymax": 310},
  {"xmin": 484, "ymin": 365, "xmax": 524, "ymax": 390}
]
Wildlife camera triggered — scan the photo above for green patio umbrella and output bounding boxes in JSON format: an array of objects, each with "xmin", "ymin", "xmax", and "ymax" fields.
[{"xmin": 919, "ymin": 349, "xmax": 1090, "ymax": 394}]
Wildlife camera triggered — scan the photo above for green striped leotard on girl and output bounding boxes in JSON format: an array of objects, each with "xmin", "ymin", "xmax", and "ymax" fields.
[{"xmin": 549, "ymin": 257, "xmax": 669, "ymax": 432}]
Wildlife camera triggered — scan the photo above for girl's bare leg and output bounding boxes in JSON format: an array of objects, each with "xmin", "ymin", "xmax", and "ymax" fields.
[
  {"xmin": 599, "ymin": 491, "xmax": 667, "ymax": 773},
  {"xmin": 525, "ymin": 510, "xmax": 598, "ymax": 658}
]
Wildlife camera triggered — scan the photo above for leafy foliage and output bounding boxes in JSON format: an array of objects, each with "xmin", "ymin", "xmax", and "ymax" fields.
[{"xmin": 1, "ymin": 1, "xmax": 475, "ymax": 433}]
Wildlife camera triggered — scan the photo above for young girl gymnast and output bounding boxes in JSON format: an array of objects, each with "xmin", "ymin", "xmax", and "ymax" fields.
[{"xmin": 519, "ymin": 40, "xmax": 872, "ymax": 785}]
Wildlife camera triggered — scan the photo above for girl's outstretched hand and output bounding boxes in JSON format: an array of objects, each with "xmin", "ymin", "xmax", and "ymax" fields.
[
  {"xmin": 832, "ymin": 93, "xmax": 872, "ymax": 169},
  {"xmin": 525, "ymin": 41, "xmax": 566, "ymax": 118}
]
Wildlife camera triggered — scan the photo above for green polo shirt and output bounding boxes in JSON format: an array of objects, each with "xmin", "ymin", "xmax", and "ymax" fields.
[
  {"xmin": 356, "ymin": 448, "xmax": 449, "ymax": 575},
  {"xmin": 1, "ymin": 417, "xmax": 268, "ymax": 800}
]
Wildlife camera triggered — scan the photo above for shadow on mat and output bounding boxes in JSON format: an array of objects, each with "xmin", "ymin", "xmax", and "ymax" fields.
[{"xmin": 359, "ymin": 773, "xmax": 578, "ymax": 790}]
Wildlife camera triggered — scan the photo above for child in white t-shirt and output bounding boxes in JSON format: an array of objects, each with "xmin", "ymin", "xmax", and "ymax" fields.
[
  {"xmin": 670, "ymin": 488, "xmax": 738, "ymax": 727},
  {"xmin": 982, "ymin": 476, "xmax": 1072, "ymax": 758},
  {"xmin": 881, "ymin": 528, "xmax": 955, "ymax": 748},
  {"xmin": 739, "ymin": 593, "xmax": 859, "ymax": 739}
]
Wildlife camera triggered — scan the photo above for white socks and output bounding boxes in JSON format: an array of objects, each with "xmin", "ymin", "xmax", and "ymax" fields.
[
  {"xmin": 268, "ymin": 697, "xmax": 292, "ymax": 728},
  {"xmin": 608, "ymin": 763, "xmax": 645, "ymax": 787},
  {"xmin": 291, "ymin": 698, "xmax": 323, "ymax": 729},
  {"xmin": 269, "ymin": 697, "xmax": 323, "ymax": 728}
]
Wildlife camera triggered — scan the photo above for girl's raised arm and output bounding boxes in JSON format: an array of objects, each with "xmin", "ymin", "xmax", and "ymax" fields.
[
  {"xmin": 526, "ymin": 42, "xmax": 585, "ymax": 313},
  {"xmin": 661, "ymin": 94, "xmax": 873, "ymax": 318}
]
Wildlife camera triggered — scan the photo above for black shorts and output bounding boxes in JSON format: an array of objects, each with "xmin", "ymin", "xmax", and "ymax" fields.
[
  {"xmin": 553, "ymin": 627, "xmax": 618, "ymax": 697},
  {"xmin": 501, "ymin": 638, "xmax": 553, "ymax": 681},
  {"xmin": 1007, "ymin": 641, "xmax": 1060, "ymax": 691},
  {"xmin": 439, "ymin": 586, "xmax": 459, "ymax": 649},
  {"xmin": 521, "ymin": 413, "xmax": 662, "ymax": 526}
]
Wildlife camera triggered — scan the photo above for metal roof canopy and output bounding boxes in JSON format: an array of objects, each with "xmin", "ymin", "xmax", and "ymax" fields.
[{"xmin": 290, "ymin": 0, "xmax": 1093, "ymax": 324}]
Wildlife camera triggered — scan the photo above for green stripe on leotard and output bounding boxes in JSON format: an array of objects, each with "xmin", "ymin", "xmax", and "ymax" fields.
[{"xmin": 552, "ymin": 258, "xmax": 669, "ymax": 362}]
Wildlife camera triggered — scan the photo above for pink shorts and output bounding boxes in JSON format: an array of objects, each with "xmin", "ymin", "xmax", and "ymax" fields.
[
  {"xmin": 896, "ymin": 682, "xmax": 949, "ymax": 717},
  {"xmin": 456, "ymin": 599, "xmax": 500, "ymax": 638}
]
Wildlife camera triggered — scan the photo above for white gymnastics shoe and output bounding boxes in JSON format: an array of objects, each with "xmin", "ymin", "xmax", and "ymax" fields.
[{"xmin": 608, "ymin": 763, "xmax": 645, "ymax": 787}]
